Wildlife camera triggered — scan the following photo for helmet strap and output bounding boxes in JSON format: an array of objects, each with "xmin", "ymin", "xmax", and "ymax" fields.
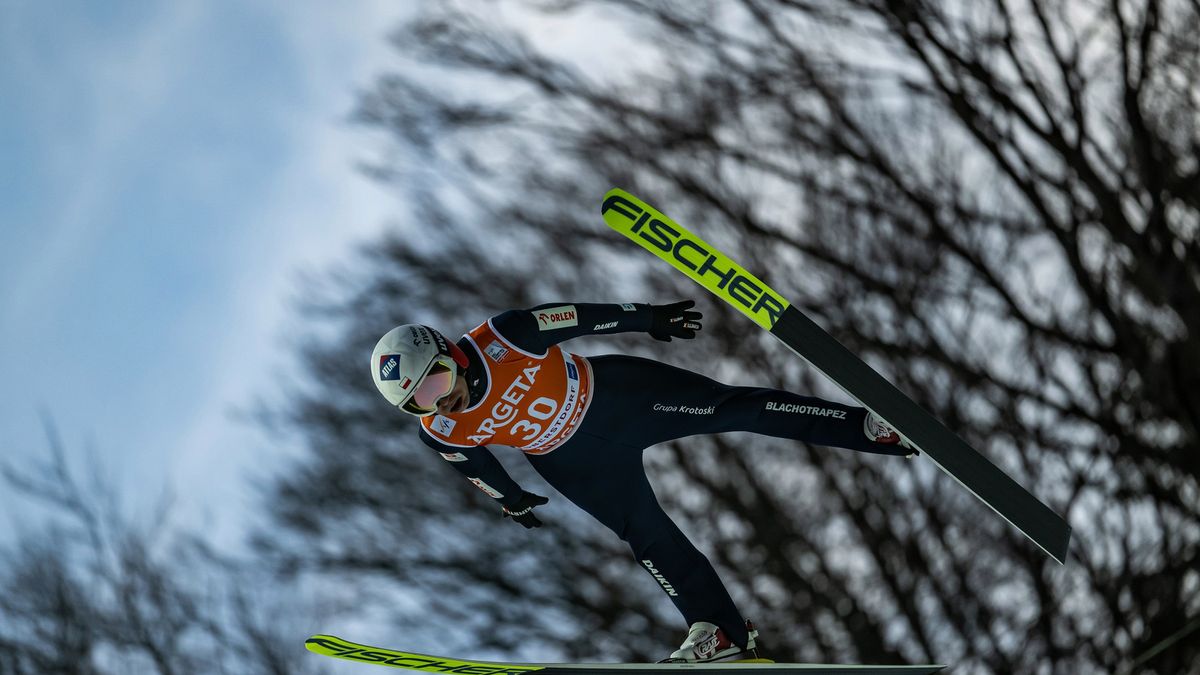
[{"xmin": 448, "ymin": 341, "xmax": 470, "ymax": 369}]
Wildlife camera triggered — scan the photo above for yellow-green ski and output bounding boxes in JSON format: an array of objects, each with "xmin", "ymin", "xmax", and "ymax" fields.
[
  {"xmin": 305, "ymin": 634, "xmax": 943, "ymax": 673},
  {"xmin": 600, "ymin": 188, "xmax": 789, "ymax": 331}
]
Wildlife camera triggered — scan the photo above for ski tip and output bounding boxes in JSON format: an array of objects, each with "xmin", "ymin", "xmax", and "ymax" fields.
[
  {"xmin": 601, "ymin": 187, "xmax": 632, "ymax": 214},
  {"xmin": 305, "ymin": 634, "xmax": 340, "ymax": 652},
  {"xmin": 1041, "ymin": 526, "xmax": 1072, "ymax": 565}
]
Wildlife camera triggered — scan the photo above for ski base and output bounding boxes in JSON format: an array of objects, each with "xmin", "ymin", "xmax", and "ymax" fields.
[{"xmin": 306, "ymin": 635, "xmax": 944, "ymax": 674}]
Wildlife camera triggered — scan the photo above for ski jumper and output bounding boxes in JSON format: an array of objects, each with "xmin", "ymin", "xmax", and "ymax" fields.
[{"xmin": 419, "ymin": 302, "xmax": 908, "ymax": 647}]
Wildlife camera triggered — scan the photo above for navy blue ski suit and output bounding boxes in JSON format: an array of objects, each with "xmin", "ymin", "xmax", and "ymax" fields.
[{"xmin": 419, "ymin": 302, "xmax": 908, "ymax": 648}]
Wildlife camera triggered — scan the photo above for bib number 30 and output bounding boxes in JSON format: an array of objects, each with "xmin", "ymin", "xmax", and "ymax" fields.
[{"xmin": 511, "ymin": 397, "xmax": 558, "ymax": 441}]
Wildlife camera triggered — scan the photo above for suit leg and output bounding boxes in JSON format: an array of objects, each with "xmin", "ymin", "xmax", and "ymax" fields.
[
  {"xmin": 527, "ymin": 435, "xmax": 750, "ymax": 647},
  {"xmin": 588, "ymin": 355, "xmax": 889, "ymax": 453}
]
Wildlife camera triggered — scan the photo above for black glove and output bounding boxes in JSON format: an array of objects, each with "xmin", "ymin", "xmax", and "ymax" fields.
[
  {"xmin": 648, "ymin": 300, "xmax": 703, "ymax": 342},
  {"xmin": 502, "ymin": 491, "xmax": 549, "ymax": 528}
]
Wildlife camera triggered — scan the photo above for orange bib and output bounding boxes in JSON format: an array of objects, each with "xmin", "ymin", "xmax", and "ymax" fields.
[{"xmin": 420, "ymin": 319, "xmax": 593, "ymax": 454}]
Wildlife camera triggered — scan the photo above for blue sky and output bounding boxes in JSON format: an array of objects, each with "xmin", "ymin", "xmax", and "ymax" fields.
[{"xmin": 0, "ymin": 0, "xmax": 410, "ymax": 543}]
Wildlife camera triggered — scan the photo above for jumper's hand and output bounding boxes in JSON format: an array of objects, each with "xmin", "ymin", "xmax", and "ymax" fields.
[
  {"xmin": 502, "ymin": 491, "xmax": 549, "ymax": 528},
  {"xmin": 649, "ymin": 300, "xmax": 703, "ymax": 342}
]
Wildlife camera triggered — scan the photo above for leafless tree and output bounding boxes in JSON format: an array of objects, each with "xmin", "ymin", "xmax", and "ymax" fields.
[
  {"xmin": 0, "ymin": 428, "xmax": 325, "ymax": 675},
  {"xmin": 257, "ymin": 1, "xmax": 1199, "ymax": 673}
]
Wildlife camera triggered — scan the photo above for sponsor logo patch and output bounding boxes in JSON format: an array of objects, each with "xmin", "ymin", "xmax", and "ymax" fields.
[
  {"xmin": 484, "ymin": 340, "xmax": 510, "ymax": 361},
  {"xmin": 593, "ymin": 321, "xmax": 618, "ymax": 331},
  {"xmin": 765, "ymin": 402, "xmax": 847, "ymax": 418},
  {"xmin": 379, "ymin": 355, "xmax": 401, "ymax": 381},
  {"xmin": 565, "ymin": 362, "xmax": 578, "ymax": 380},
  {"xmin": 469, "ymin": 477, "xmax": 504, "ymax": 499},
  {"xmin": 534, "ymin": 305, "xmax": 578, "ymax": 330},
  {"xmin": 439, "ymin": 452, "xmax": 467, "ymax": 462},
  {"xmin": 696, "ymin": 632, "xmax": 721, "ymax": 659},
  {"xmin": 641, "ymin": 559, "xmax": 678, "ymax": 596},
  {"xmin": 621, "ymin": 303, "xmax": 636, "ymax": 312},
  {"xmin": 431, "ymin": 415, "xmax": 457, "ymax": 436},
  {"xmin": 652, "ymin": 403, "xmax": 715, "ymax": 415}
]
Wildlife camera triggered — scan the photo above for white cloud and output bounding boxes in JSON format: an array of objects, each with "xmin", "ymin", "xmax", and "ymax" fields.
[
  {"xmin": 2, "ymin": 0, "xmax": 644, "ymax": 550},
  {"xmin": 0, "ymin": 0, "xmax": 415, "ymax": 546},
  {"xmin": 162, "ymin": 0, "xmax": 416, "ymax": 544},
  {"xmin": 2, "ymin": 1, "xmax": 208, "ymax": 327}
]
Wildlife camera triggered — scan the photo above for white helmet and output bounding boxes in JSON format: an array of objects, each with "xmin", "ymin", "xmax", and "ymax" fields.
[{"xmin": 371, "ymin": 324, "xmax": 469, "ymax": 416}]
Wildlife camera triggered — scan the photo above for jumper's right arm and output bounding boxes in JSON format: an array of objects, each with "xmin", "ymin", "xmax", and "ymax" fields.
[{"xmin": 419, "ymin": 430, "xmax": 525, "ymax": 508}]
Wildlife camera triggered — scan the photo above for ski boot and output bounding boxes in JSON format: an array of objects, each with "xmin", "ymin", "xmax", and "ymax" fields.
[
  {"xmin": 864, "ymin": 411, "xmax": 917, "ymax": 457},
  {"xmin": 661, "ymin": 619, "xmax": 761, "ymax": 663}
]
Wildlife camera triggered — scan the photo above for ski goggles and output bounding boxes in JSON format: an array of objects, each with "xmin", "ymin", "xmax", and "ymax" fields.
[{"xmin": 401, "ymin": 356, "xmax": 458, "ymax": 417}]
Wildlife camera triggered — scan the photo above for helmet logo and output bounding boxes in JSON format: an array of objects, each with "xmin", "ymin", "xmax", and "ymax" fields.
[
  {"xmin": 408, "ymin": 325, "xmax": 431, "ymax": 346},
  {"xmin": 379, "ymin": 355, "xmax": 401, "ymax": 380}
]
